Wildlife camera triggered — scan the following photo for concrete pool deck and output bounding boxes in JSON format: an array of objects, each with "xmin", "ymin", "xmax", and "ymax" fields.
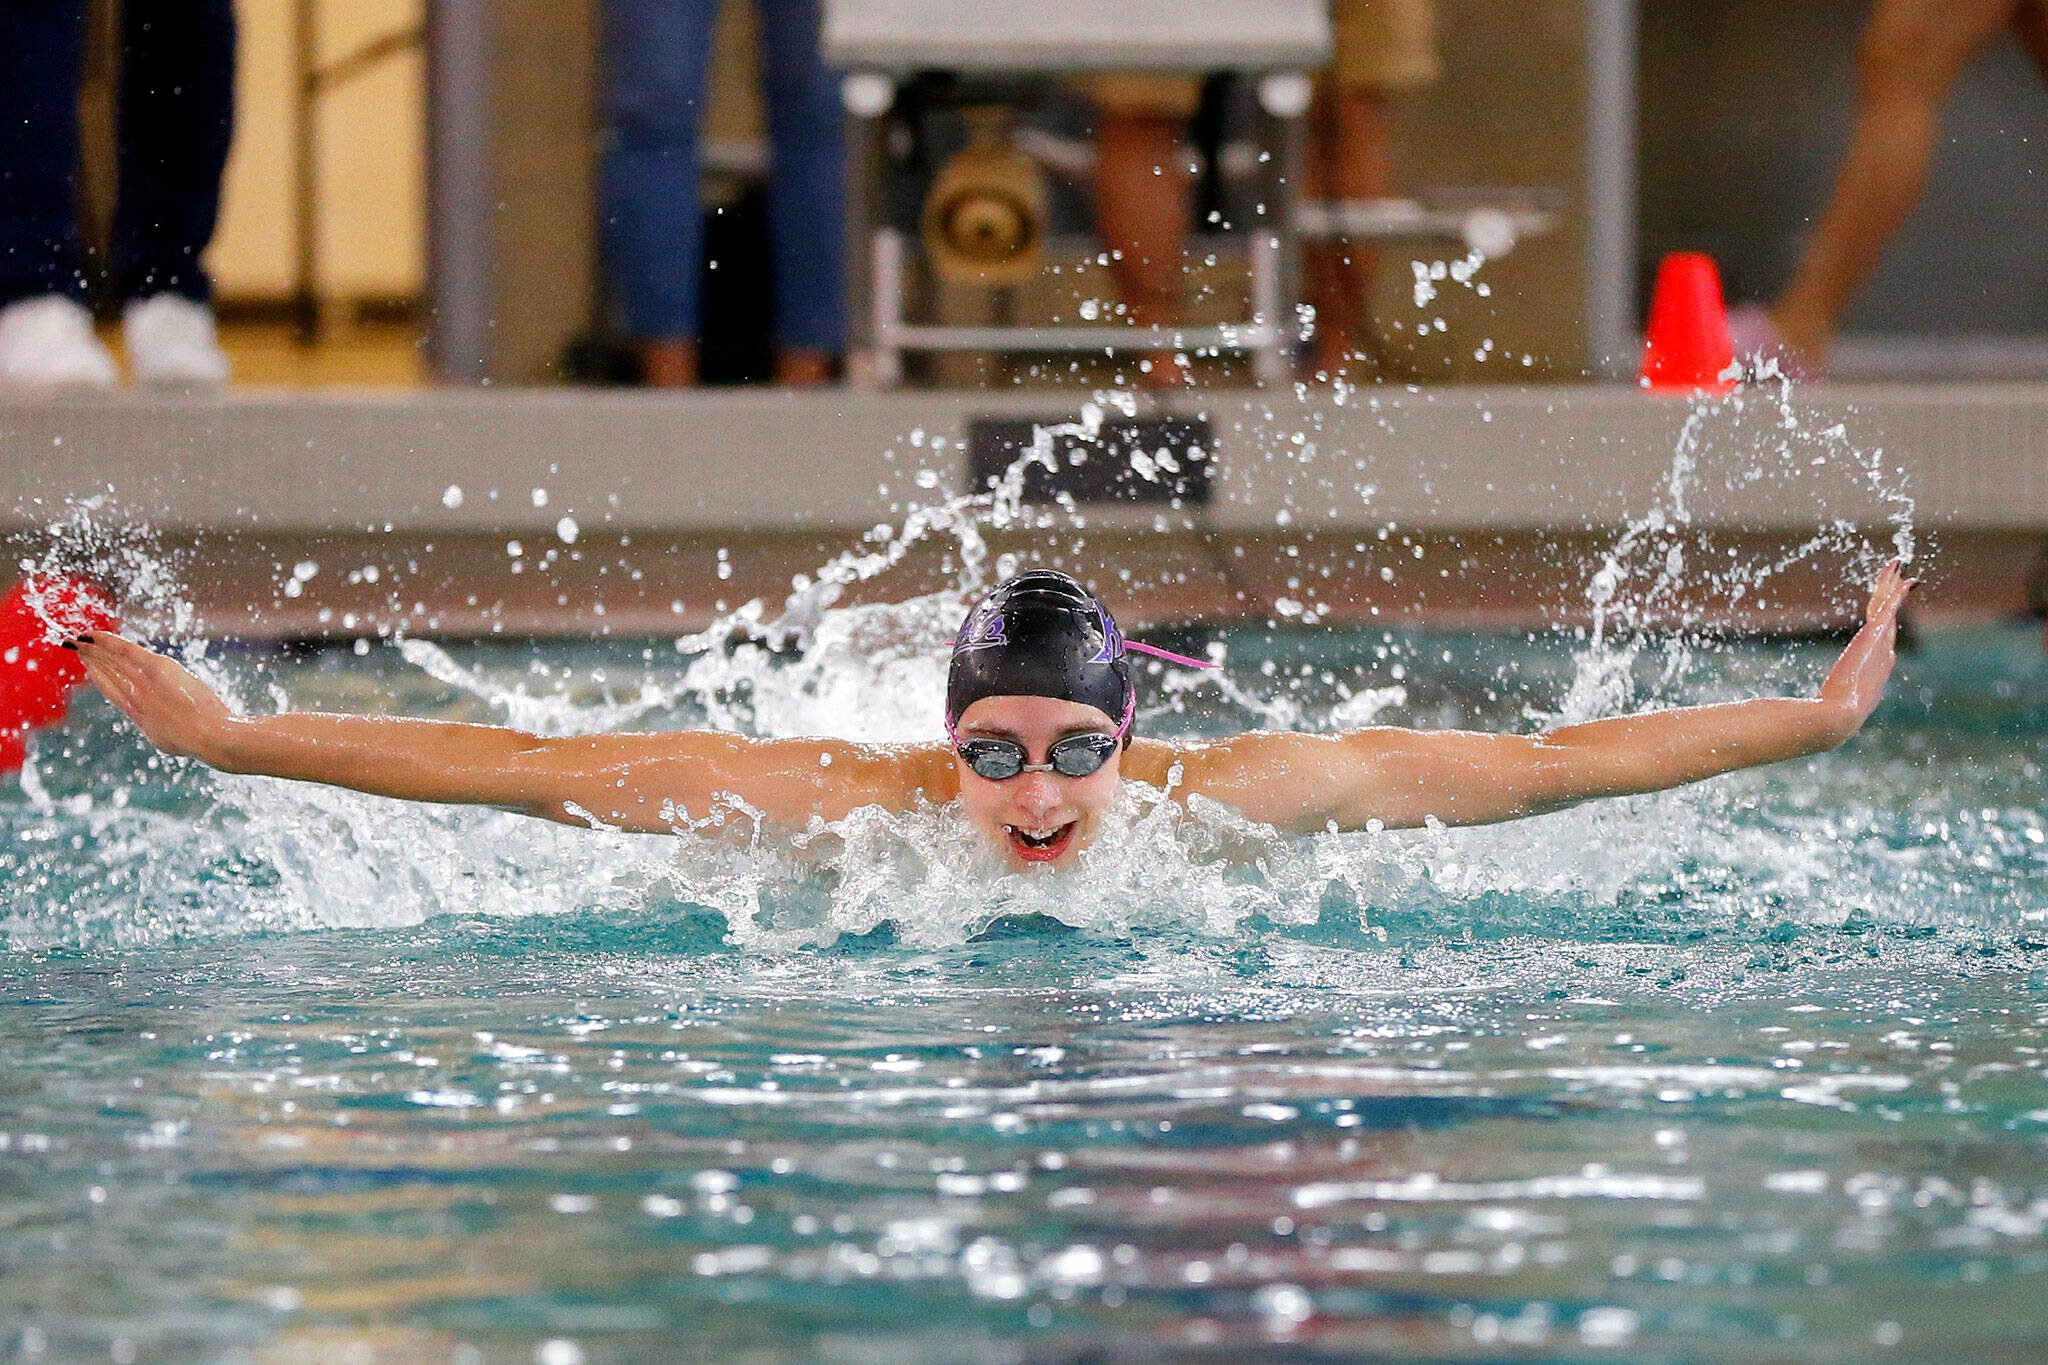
[{"xmin": 4, "ymin": 382, "xmax": 2044, "ymax": 638}]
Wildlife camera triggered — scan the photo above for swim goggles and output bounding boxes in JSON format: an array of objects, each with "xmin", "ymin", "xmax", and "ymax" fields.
[
  {"xmin": 955, "ymin": 731, "xmax": 1122, "ymax": 781},
  {"xmin": 949, "ymin": 689, "xmax": 1138, "ymax": 781}
]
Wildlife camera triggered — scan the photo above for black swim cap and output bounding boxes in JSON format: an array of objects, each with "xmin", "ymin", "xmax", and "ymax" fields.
[{"xmin": 945, "ymin": 570, "xmax": 1134, "ymax": 735}]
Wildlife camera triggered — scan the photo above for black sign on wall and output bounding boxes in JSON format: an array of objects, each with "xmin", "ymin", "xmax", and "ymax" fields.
[{"xmin": 966, "ymin": 417, "xmax": 1214, "ymax": 506}]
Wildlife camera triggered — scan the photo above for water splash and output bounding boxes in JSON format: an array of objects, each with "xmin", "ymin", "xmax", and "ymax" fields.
[
  {"xmin": 12, "ymin": 496, "xmax": 199, "ymax": 645},
  {"xmin": 1555, "ymin": 380, "xmax": 1916, "ymax": 728},
  {"xmin": 2, "ymin": 383, "xmax": 1990, "ymax": 953}
]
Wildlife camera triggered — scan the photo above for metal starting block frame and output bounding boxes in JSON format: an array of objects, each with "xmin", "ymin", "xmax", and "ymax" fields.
[
  {"xmin": 864, "ymin": 227, "xmax": 1285, "ymax": 388},
  {"xmin": 1294, "ymin": 195, "xmax": 1560, "ymax": 257},
  {"xmin": 823, "ymin": 0, "xmax": 1331, "ymax": 388}
]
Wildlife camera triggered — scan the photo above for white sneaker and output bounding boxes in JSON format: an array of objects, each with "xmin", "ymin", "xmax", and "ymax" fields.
[
  {"xmin": 123, "ymin": 294, "xmax": 231, "ymax": 390},
  {"xmin": 0, "ymin": 295, "xmax": 119, "ymax": 391}
]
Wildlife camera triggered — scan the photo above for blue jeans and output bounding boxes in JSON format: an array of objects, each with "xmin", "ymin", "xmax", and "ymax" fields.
[
  {"xmin": 0, "ymin": 0, "xmax": 237, "ymax": 309},
  {"xmin": 599, "ymin": 0, "xmax": 845, "ymax": 351}
]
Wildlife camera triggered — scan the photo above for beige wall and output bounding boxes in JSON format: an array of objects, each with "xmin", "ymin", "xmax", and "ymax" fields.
[
  {"xmin": 1377, "ymin": 0, "xmax": 1587, "ymax": 379},
  {"xmin": 212, "ymin": 0, "xmax": 426, "ymax": 301}
]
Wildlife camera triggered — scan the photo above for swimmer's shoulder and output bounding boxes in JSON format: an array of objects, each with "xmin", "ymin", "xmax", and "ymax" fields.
[
  {"xmin": 1121, "ymin": 735, "xmax": 1195, "ymax": 789},
  {"xmin": 868, "ymin": 739, "xmax": 959, "ymax": 808},
  {"xmin": 1121, "ymin": 731, "xmax": 1359, "ymax": 801},
  {"xmin": 692, "ymin": 734, "xmax": 958, "ymax": 818}
]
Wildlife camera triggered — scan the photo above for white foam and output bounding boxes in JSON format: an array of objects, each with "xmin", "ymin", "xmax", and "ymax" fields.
[{"xmin": 3, "ymin": 384, "xmax": 1934, "ymax": 949}]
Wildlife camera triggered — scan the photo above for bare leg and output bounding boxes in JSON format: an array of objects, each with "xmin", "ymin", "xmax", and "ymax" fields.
[
  {"xmin": 1092, "ymin": 111, "xmax": 1193, "ymax": 388},
  {"xmin": 772, "ymin": 345, "xmax": 834, "ymax": 387},
  {"xmin": 1771, "ymin": 0, "xmax": 2017, "ymax": 361},
  {"xmin": 637, "ymin": 338, "xmax": 698, "ymax": 388},
  {"xmin": 1302, "ymin": 83, "xmax": 1393, "ymax": 378}
]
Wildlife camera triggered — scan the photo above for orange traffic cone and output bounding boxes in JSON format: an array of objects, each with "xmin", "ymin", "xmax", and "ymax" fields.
[{"xmin": 1640, "ymin": 252, "xmax": 1735, "ymax": 395}]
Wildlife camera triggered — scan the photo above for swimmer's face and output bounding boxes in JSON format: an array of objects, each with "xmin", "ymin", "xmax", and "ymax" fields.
[{"xmin": 952, "ymin": 694, "xmax": 1124, "ymax": 869}]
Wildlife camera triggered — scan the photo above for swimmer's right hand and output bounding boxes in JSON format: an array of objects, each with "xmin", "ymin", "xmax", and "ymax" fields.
[{"xmin": 74, "ymin": 633, "xmax": 234, "ymax": 763}]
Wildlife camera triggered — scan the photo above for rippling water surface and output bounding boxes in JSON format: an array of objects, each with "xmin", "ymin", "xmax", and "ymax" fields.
[{"xmin": 4, "ymin": 625, "xmax": 2046, "ymax": 1362}]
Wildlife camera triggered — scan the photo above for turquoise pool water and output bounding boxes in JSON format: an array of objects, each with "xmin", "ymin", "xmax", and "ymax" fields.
[{"xmin": 3, "ymin": 623, "xmax": 2045, "ymax": 1362}]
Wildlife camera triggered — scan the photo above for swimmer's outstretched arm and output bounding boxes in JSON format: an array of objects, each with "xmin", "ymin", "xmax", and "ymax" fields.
[
  {"xmin": 72, "ymin": 633, "xmax": 952, "ymax": 834},
  {"xmin": 1167, "ymin": 564, "xmax": 1915, "ymax": 834}
]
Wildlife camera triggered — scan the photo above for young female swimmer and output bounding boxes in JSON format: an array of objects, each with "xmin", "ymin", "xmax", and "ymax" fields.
[{"xmin": 71, "ymin": 565, "xmax": 1915, "ymax": 868}]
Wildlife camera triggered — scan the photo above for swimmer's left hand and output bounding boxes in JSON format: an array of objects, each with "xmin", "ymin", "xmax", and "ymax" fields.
[
  {"xmin": 1817, "ymin": 561, "xmax": 1915, "ymax": 739},
  {"xmin": 74, "ymin": 633, "xmax": 234, "ymax": 762}
]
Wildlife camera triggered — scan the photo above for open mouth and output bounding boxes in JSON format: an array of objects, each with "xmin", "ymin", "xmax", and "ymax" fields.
[{"xmin": 1005, "ymin": 822, "xmax": 1078, "ymax": 863}]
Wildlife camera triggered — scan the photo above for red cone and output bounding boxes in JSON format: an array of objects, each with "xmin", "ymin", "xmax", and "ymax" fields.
[
  {"xmin": 0, "ymin": 575, "xmax": 119, "ymax": 773},
  {"xmin": 1640, "ymin": 252, "xmax": 1735, "ymax": 394}
]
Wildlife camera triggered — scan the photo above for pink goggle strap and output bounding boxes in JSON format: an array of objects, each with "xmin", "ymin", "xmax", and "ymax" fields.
[{"xmin": 1122, "ymin": 639, "xmax": 1219, "ymax": 670}]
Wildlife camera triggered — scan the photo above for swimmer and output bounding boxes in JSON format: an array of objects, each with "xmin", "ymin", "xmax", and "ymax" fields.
[{"xmin": 68, "ymin": 564, "xmax": 1914, "ymax": 868}]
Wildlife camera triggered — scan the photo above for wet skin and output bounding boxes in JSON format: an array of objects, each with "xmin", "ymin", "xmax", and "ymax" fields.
[
  {"xmin": 951, "ymin": 695, "xmax": 1128, "ymax": 869},
  {"xmin": 68, "ymin": 562, "xmax": 1914, "ymax": 850}
]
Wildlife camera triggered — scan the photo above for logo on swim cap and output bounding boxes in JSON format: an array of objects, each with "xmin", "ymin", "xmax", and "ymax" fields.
[
  {"xmin": 954, "ymin": 602, "xmax": 1010, "ymax": 653},
  {"xmin": 1089, "ymin": 606, "xmax": 1124, "ymax": 664}
]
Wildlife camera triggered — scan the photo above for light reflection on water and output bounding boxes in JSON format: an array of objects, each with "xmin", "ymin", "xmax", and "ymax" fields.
[{"xmin": 2, "ymin": 626, "xmax": 2045, "ymax": 1361}]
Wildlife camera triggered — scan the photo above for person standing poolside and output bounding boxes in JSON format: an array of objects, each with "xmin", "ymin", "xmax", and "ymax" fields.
[
  {"xmin": 69, "ymin": 566, "xmax": 1914, "ymax": 870},
  {"xmin": 598, "ymin": 0, "xmax": 844, "ymax": 388},
  {"xmin": 1087, "ymin": 0, "xmax": 1441, "ymax": 387},
  {"xmin": 0, "ymin": 0, "xmax": 237, "ymax": 391},
  {"xmin": 1731, "ymin": 0, "xmax": 2048, "ymax": 377}
]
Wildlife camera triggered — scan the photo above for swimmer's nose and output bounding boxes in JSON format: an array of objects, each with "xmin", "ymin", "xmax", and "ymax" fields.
[{"xmin": 1011, "ymin": 771, "xmax": 1064, "ymax": 818}]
